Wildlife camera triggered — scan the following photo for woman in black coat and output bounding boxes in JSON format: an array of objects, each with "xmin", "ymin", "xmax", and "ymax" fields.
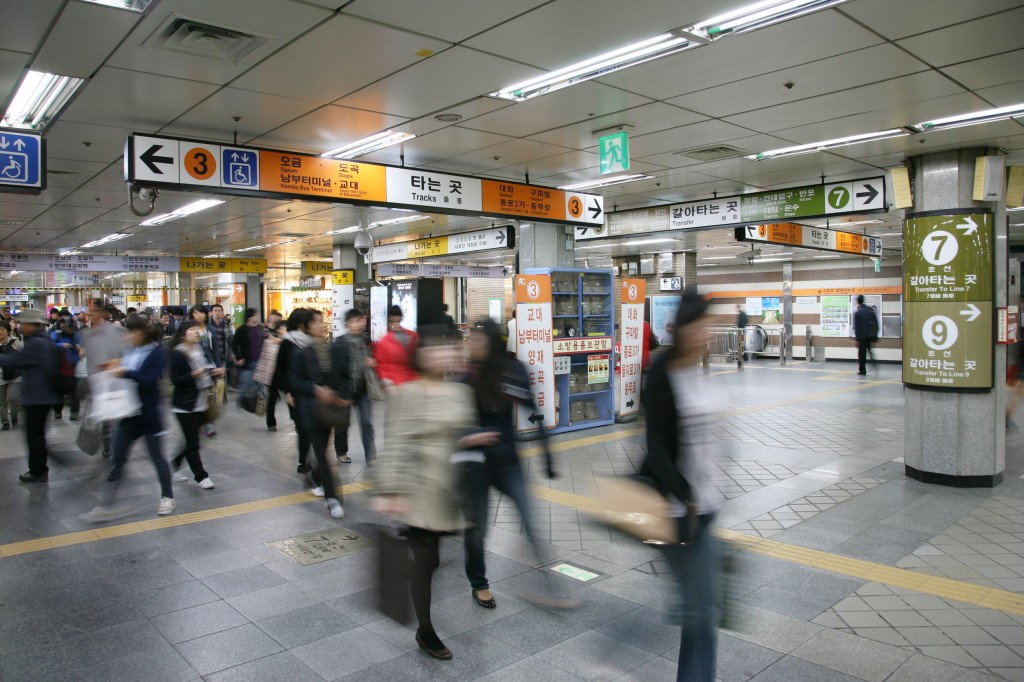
[{"xmin": 169, "ymin": 320, "xmax": 222, "ymax": 490}]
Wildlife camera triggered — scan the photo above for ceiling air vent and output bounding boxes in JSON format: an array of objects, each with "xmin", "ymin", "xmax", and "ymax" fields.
[
  {"xmin": 276, "ymin": 232, "xmax": 314, "ymax": 239},
  {"xmin": 47, "ymin": 169, "xmax": 83, "ymax": 178},
  {"xmin": 143, "ymin": 16, "xmax": 272, "ymax": 63},
  {"xmin": 673, "ymin": 144, "xmax": 749, "ymax": 161}
]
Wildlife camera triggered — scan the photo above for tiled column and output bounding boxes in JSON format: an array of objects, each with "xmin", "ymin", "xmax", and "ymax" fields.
[
  {"xmin": 518, "ymin": 222, "xmax": 575, "ymax": 271},
  {"xmin": 904, "ymin": 148, "xmax": 1007, "ymax": 487}
]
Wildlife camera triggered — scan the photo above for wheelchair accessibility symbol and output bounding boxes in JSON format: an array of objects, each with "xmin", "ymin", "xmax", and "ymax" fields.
[
  {"xmin": 222, "ymin": 148, "xmax": 258, "ymax": 188},
  {"xmin": 0, "ymin": 152, "xmax": 28, "ymax": 183},
  {"xmin": 231, "ymin": 163, "xmax": 250, "ymax": 185}
]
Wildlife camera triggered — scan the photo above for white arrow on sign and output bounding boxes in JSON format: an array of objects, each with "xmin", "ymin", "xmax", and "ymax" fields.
[
  {"xmin": 960, "ymin": 303, "xmax": 981, "ymax": 322},
  {"xmin": 956, "ymin": 216, "xmax": 978, "ymax": 235}
]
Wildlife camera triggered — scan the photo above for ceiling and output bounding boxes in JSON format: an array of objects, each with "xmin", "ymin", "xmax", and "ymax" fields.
[{"xmin": 0, "ymin": 0, "xmax": 1023, "ymax": 280}]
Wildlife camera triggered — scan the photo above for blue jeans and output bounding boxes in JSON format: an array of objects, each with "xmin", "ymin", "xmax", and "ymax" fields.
[
  {"xmin": 236, "ymin": 368, "xmax": 255, "ymax": 403},
  {"xmin": 107, "ymin": 416, "xmax": 172, "ymax": 501},
  {"xmin": 333, "ymin": 392, "xmax": 376, "ymax": 463},
  {"xmin": 660, "ymin": 515, "xmax": 720, "ymax": 682},
  {"xmin": 460, "ymin": 456, "xmax": 534, "ymax": 590}
]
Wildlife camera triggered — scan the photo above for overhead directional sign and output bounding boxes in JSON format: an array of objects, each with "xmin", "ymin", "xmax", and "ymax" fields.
[
  {"xmin": 903, "ymin": 212, "xmax": 992, "ymax": 390},
  {"xmin": 576, "ymin": 176, "xmax": 887, "ymax": 240},
  {"xmin": 370, "ymin": 225, "xmax": 515, "ymax": 264},
  {"xmin": 736, "ymin": 223, "xmax": 883, "ymax": 257},
  {"xmin": 375, "ymin": 263, "xmax": 510, "ymax": 279},
  {"xmin": 124, "ymin": 133, "xmax": 603, "ymax": 227},
  {"xmin": 0, "ymin": 129, "xmax": 45, "ymax": 194}
]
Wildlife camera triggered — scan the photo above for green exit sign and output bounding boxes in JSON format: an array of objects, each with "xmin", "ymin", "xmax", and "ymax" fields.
[{"xmin": 598, "ymin": 131, "xmax": 629, "ymax": 175}]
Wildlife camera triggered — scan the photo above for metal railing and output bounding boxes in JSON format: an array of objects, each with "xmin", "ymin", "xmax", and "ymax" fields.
[{"xmin": 702, "ymin": 325, "xmax": 789, "ymax": 371}]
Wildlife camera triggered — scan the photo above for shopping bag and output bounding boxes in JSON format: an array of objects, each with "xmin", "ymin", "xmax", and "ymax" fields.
[
  {"xmin": 376, "ymin": 526, "xmax": 412, "ymax": 624},
  {"xmin": 364, "ymin": 366, "xmax": 385, "ymax": 401},
  {"xmin": 87, "ymin": 371, "xmax": 141, "ymax": 423},
  {"xmin": 595, "ymin": 477, "xmax": 679, "ymax": 545},
  {"xmin": 255, "ymin": 385, "xmax": 267, "ymax": 417},
  {"xmin": 239, "ymin": 381, "xmax": 260, "ymax": 414},
  {"xmin": 206, "ymin": 378, "xmax": 226, "ymax": 421},
  {"xmin": 76, "ymin": 418, "xmax": 102, "ymax": 456},
  {"xmin": 315, "ymin": 400, "xmax": 350, "ymax": 430}
]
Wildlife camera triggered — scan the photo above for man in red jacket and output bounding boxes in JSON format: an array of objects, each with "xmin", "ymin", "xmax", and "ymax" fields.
[{"xmin": 374, "ymin": 305, "xmax": 419, "ymax": 387}]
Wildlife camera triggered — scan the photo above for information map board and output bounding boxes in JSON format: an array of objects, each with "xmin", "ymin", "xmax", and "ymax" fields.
[{"xmin": 902, "ymin": 212, "xmax": 993, "ymax": 390}]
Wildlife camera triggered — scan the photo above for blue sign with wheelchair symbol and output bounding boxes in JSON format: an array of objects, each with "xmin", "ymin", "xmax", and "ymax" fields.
[
  {"xmin": 222, "ymin": 147, "xmax": 258, "ymax": 189},
  {"xmin": 0, "ymin": 130, "xmax": 43, "ymax": 191}
]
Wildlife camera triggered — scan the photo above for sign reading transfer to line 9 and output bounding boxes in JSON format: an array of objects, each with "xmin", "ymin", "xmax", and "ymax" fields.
[
  {"xmin": 125, "ymin": 133, "xmax": 602, "ymax": 227},
  {"xmin": 903, "ymin": 212, "xmax": 993, "ymax": 390}
]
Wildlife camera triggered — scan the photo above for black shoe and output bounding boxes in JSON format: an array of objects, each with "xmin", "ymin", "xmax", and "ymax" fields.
[
  {"xmin": 54, "ymin": 412, "xmax": 62, "ymax": 419},
  {"xmin": 297, "ymin": 464, "xmax": 311, "ymax": 475},
  {"xmin": 18, "ymin": 471, "xmax": 47, "ymax": 483},
  {"xmin": 472, "ymin": 589, "xmax": 497, "ymax": 609},
  {"xmin": 415, "ymin": 630, "xmax": 452, "ymax": 660},
  {"xmin": 11, "ymin": 417, "xmax": 18, "ymax": 428},
  {"xmin": 70, "ymin": 414, "xmax": 81, "ymax": 422},
  {"xmin": 268, "ymin": 426, "xmax": 277, "ymax": 432},
  {"xmin": 2, "ymin": 422, "xmax": 9, "ymax": 431}
]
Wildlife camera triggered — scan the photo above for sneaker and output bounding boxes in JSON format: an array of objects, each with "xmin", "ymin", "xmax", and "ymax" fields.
[
  {"xmin": 157, "ymin": 497, "xmax": 176, "ymax": 515},
  {"xmin": 326, "ymin": 498, "xmax": 344, "ymax": 519},
  {"xmin": 18, "ymin": 471, "xmax": 47, "ymax": 483},
  {"xmin": 198, "ymin": 478, "xmax": 215, "ymax": 489},
  {"xmin": 70, "ymin": 414, "xmax": 81, "ymax": 422},
  {"xmin": 174, "ymin": 473, "xmax": 189, "ymax": 483},
  {"xmin": 1, "ymin": 422, "xmax": 9, "ymax": 431},
  {"xmin": 311, "ymin": 486, "xmax": 325, "ymax": 498},
  {"xmin": 54, "ymin": 411, "xmax": 62, "ymax": 420},
  {"xmin": 268, "ymin": 426, "xmax": 277, "ymax": 432},
  {"xmin": 81, "ymin": 505, "xmax": 132, "ymax": 523}
]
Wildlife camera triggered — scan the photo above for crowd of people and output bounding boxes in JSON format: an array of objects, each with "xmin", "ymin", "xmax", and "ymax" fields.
[{"xmin": 0, "ymin": 290, "xmax": 723, "ymax": 679}]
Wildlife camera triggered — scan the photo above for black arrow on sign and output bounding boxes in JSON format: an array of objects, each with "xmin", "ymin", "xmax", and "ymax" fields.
[
  {"xmin": 528, "ymin": 413, "xmax": 544, "ymax": 424},
  {"xmin": 588, "ymin": 198, "xmax": 602, "ymax": 220},
  {"xmin": 495, "ymin": 230, "xmax": 506, "ymax": 244},
  {"xmin": 856, "ymin": 184, "xmax": 879, "ymax": 204},
  {"xmin": 626, "ymin": 399, "xmax": 634, "ymax": 408},
  {"xmin": 140, "ymin": 145, "xmax": 174, "ymax": 175}
]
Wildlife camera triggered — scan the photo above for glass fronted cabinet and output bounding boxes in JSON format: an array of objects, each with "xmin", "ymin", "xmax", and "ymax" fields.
[{"xmin": 527, "ymin": 268, "xmax": 615, "ymax": 434}]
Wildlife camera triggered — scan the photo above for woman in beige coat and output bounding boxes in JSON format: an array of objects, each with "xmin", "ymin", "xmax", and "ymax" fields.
[{"xmin": 372, "ymin": 325, "xmax": 497, "ymax": 660}]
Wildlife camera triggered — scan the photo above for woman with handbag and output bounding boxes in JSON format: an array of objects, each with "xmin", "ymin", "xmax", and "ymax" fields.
[
  {"xmin": 643, "ymin": 288, "xmax": 723, "ymax": 682},
  {"xmin": 84, "ymin": 314, "xmax": 174, "ymax": 520},
  {"xmin": 371, "ymin": 325, "xmax": 489, "ymax": 660},
  {"xmin": 287, "ymin": 309, "xmax": 344, "ymax": 519},
  {"xmin": 0, "ymin": 320, "xmax": 22, "ymax": 430},
  {"xmin": 169, "ymin": 320, "xmax": 221, "ymax": 490},
  {"xmin": 188, "ymin": 305, "xmax": 221, "ymax": 438}
]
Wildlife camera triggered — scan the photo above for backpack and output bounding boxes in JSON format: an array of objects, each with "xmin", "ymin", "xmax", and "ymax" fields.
[{"xmin": 866, "ymin": 310, "xmax": 879, "ymax": 341}]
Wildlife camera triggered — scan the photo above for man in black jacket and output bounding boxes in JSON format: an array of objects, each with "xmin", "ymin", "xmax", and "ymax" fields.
[
  {"xmin": 853, "ymin": 295, "xmax": 878, "ymax": 376},
  {"xmin": 328, "ymin": 309, "xmax": 376, "ymax": 465},
  {"xmin": 0, "ymin": 309, "xmax": 59, "ymax": 482}
]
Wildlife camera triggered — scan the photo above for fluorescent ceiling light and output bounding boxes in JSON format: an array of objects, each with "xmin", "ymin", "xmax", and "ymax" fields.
[
  {"xmin": 692, "ymin": 0, "xmax": 849, "ymax": 39},
  {"xmin": 139, "ymin": 199, "xmax": 225, "ymax": 227},
  {"xmin": 620, "ymin": 238, "xmax": 678, "ymax": 246},
  {"xmin": 491, "ymin": 33, "xmax": 696, "ymax": 101},
  {"xmin": 877, "ymin": 232, "xmax": 903, "ymax": 237},
  {"xmin": 81, "ymin": 0, "xmax": 154, "ymax": 10},
  {"xmin": 813, "ymin": 255, "xmax": 842, "ymax": 259},
  {"xmin": 371, "ymin": 214, "xmax": 427, "ymax": 228},
  {"xmin": 234, "ymin": 238, "xmax": 302, "ymax": 253},
  {"xmin": 755, "ymin": 257, "xmax": 794, "ymax": 263},
  {"xmin": 322, "ymin": 131, "xmax": 415, "ymax": 159},
  {"xmin": 747, "ymin": 129, "xmax": 908, "ymax": 160},
  {"xmin": 2, "ymin": 70, "xmax": 86, "ymax": 130},
  {"xmin": 559, "ymin": 174, "xmax": 654, "ymax": 191},
  {"xmin": 912, "ymin": 103, "xmax": 1024, "ymax": 132},
  {"xmin": 325, "ymin": 225, "xmax": 359, "ymax": 236},
  {"xmin": 837, "ymin": 219, "xmax": 884, "ymax": 226},
  {"xmin": 1007, "ymin": 206, "xmax": 1024, "ymax": 212},
  {"xmin": 81, "ymin": 233, "xmax": 130, "ymax": 249}
]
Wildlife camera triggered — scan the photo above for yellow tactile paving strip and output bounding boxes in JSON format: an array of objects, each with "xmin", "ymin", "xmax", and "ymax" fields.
[{"xmin": 527, "ymin": 485, "xmax": 1024, "ymax": 617}]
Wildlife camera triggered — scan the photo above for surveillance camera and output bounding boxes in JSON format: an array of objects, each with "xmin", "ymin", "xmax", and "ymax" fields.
[{"xmin": 353, "ymin": 229, "xmax": 373, "ymax": 256}]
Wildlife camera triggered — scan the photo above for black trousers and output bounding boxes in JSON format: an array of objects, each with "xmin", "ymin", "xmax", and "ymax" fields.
[
  {"xmin": 403, "ymin": 527, "xmax": 442, "ymax": 635},
  {"xmin": 173, "ymin": 411, "xmax": 208, "ymax": 481},
  {"xmin": 54, "ymin": 376, "xmax": 80, "ymax": 416},
  {"xmin": 25, "ymin": 404, "xmax": 50, "ymax": 476},
  {"xmin": 857, "ymin": 340, "xmax": 872, "ymax": 374},
  {"xmin": 289, "ymin": 403, "xmax": 310, "ymax": 465},
  {"xmin": 266, "ymin": 387, "xmax": 279, "ymax": 428}
]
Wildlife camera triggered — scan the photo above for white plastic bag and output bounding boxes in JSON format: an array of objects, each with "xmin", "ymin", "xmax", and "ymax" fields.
[{"xmin": 88, "ymin": 370, "xmax": 141, "ymax": 422}]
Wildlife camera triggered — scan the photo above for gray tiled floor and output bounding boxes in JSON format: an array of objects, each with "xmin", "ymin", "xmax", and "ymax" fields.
[{"xmin": 2, "ymin": 362, "xmax": 1024, "ymax": 680}]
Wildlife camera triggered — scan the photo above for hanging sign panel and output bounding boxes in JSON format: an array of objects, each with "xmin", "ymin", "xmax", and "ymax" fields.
[
  {"xmin": 515, "ymin": 274, "xmax": 556, "ymax": 434},
  {"xmin": 577, "ymin": 176, "xmax": 886, "ymax": 240},
  {"xmin": 370, "ymin": 225, "xmax": 514, "ymax": 263},
  {"xmin": 0, "ymin": 253, "xmax": 180, "ymax": 272},
  {"xmin": 0, "ymin": 129, "xmax": 45, "ymax": 194},
  {"xmin": 736, "ymin": 223, "xmax": 883, "ymax": 257},
  {"xmin": 125, "ymin": 134, "xmax": 602, "ymax": 227},
  {"xmin": 617, "ymin": 279, "xmax": 645, "ymax": 419},
  {"xmin": 375, "ymin": 263, "xmax": 511, "ymax": 279},
  {"xmin": 903, "ymin": 212, "xmax": 993, "ymax": 390}
]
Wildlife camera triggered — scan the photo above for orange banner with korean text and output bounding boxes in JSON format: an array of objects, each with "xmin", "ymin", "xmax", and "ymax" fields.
[
  {"xmin": 514, "ymin": 274, "xmax": 555, "ymax": 433},
  {"xmin": 618, "ymin": 279, "xmax": 645, "ymax": 419}
]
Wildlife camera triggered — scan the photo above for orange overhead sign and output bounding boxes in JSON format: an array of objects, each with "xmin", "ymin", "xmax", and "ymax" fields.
[
  {"xmin": 483, "ymin": 180, "xmax": 566, "ymax": 221},
  {"xmin": 757, "ymin": 223, "xmax": 802, "ymax": 245},
  {"xmin": 258, "ymin": 151, "xmax": 386, "ymax": 202}
]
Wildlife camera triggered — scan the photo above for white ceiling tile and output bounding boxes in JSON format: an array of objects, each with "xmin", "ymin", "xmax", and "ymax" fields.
[
  {"xmin": 41, "ymin": 159, "xmax": 109, "ymax": 188},
  {"xmin": 841, "ymin": 0, "xmax": 1022, "ymax": 40},
  {"xmin": 721, "ymin": 72, "xmax": 967, "ymax": 133},
  {"xmin": 23, "ymin": 204, "xmax": 112, "ymax": 231},
  {"xmin": 32, "ymin": 1, "xmax": 141, "ymax": 79},
  {"xmin": 598, "ymin": 10, "xmax": 883, "ymax": 100},
  {"xmin": 233, "ymin": 14, "xmax": 450, "ymax": 104},
  {"xmin": 0, "ymin": 186, "xmax": 74, "ymax": 206},
  {"xmin": 80, "ymin": 165, "xmax": 131, "ymax": 193},
  {"xmin": 627, "ymin": 120, "xmax": 758, "ymax": 159},
  {"xmin": 425, "ymin": 138, "xmax": 573, "ymax": 175},
  {"xmin": 700, "ymin": 160, "xmax": 878, "ymax": 188},
  {"xmin": 344, "ymin": 0, "xmax": 549, "ymax": 43},
  {"xmin": 526, "ymin": 103, "xmax": 706, "ymax": 149},
  {"xmin": 0, "ymin": 201, "xmax": 50, "ymax": 220},
  {"xmin": 974, "ymin": 81, "xmax": 1024, "ymax": 107},
  {"xmin": 459, "ymin": 82, "xmax": 652, "ymax": 138},
  {"xmin": 0, "ymin": 0, "xmax": 62, "ymax": 55},
  {"xmin": 58, "ymin": 189, "xmax": 128, "ymax": 210},
  {"xmin": 493, "ymin": 150, "xmax": 600, "ymax": 182},
  {"xmin": 44, "ymin": 121, "xmax": 133, "ymax": 164},
  {"xmin": 61, "ymin": 67, "xmax": 219, "ymax": 131},
  {"xmin": 464, "ymin": 0, "xmax": 745, "ymax": 69},
  {"xmin": 105, "ymin": 0, "xmax": 333, "ymax": 86},
  {"xmin": 0, "ymin": 49, "xmax": 31, "ymax": 115},
  {"xmin": 163, "ymin": 88, "xmax": 321, "ymax": 143},
  {"xmin": 247, "ymin": 105, "xmax": 408, "ymax": 154},
  {"xmin": 941, "ymin": 49, "xmax": 1024, "ymax": 91},
  {"xmin": 359, "ymin": 126, "xmax": 513, "ymax": 168},
  {"xmin": 335, "ymin": 47, "xmax": 541, "ymax": 119},
  {"xmin": 666, "ymin": 44, "xmax": 928, "ymax": 120},
  {"xmin": 897, "ymin": 7, "xmax": 1024, "ymax": 67}
]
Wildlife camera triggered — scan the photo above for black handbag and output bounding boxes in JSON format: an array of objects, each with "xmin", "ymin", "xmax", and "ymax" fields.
[
  {"xmin": 376, "ymin": 526, "xmax": 412, "ymax": 624},
  {"xmin": 315, "ymin": 400, "xmax": 350, "ymax": 430}
]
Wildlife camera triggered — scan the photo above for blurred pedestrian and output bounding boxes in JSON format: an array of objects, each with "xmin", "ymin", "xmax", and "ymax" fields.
[
  {"xmin": 853, "ymin": 295, "xmax": 878, "ymax": 376},
  {"xmin": 0, "ymin": 309, "xmax": 57, "ymax": 482},
  {"xmin": 0, "ymin": 320, "xmax": 22, "ymax": 430},
  {"xmin": 50, "ymin": 317, "xmax": 82, "ymax": 421},
  {"xmin": 231, "ymin": 307, "xmax": 264, "ymax": 400},
  {"xmin": 329, "ymin": 309, "xmax": 377, "ymax": 465},
  {"xmin": 375, "ymin": 305, "xmax": 418, "ymax": 387},
  {"xmin": 372, "ymin": 325, "xmax": 484, "ymax": 660},
  {"xmin": 276, "ymin": 310, "xmax": 311, "ymax": 468},
  {"xmin": 643, "ymin": 288, "xmax": 722, "ymax": 682},
  {"xmin": 189, "ymin": 305, "xmax": 221, "ymax": 437},
  {"xmin": 169, "ymin": 320, "xmax": 221, "ymax": 490},
  {"xmin": 735, "ymin": 304, "xmax": 748, "ymax": 365},
  {"xmin": 81, "ymin": 299, "xmax": 129, "ymax": 458}
]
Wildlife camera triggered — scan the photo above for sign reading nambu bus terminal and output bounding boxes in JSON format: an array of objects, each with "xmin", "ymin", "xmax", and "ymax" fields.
[{"xmin": 902, "ymin": 212, "xmax": 993, "ymax": 390}]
